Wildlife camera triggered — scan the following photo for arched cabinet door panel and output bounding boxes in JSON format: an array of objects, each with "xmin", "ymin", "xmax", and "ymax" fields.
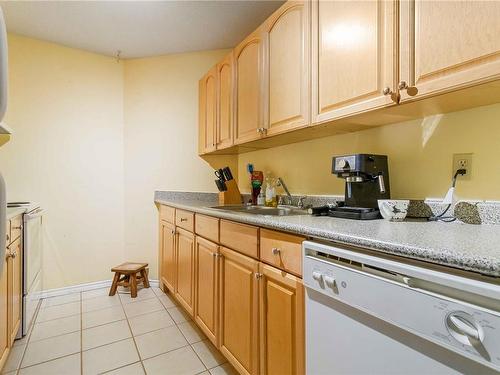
[
  {"xmin": 399, "ymin": 0, "xmax": 500, "ymax": 102},
  {"xmin": 263, "ymin": 1, "xmax": 311, "ymax": 136},
  {"xmin": 312, "ymin": 0, "xmax": 398, "ymax": 124},
  {"xmin": 234, "ymin": 28, "xmax": 265, "ymax": 145}
]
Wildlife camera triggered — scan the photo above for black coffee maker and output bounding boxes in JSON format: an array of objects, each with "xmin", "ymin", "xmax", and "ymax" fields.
[{"xmin": 313, "ymin": 154, "xmax": 390, "ymax": 220}]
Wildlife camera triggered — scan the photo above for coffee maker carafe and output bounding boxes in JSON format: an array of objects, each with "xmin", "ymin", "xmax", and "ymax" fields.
[{"xmin": 328, "ymin": 154, "xmax": 390, "ymax": 219}]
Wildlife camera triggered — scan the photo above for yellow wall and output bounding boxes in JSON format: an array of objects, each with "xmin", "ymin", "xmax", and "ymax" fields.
[
  {"xmin": 2, "ymin": 33, "xmax": 498, "ymax": 290},
  {"xmin": 0, "ymin": 34, "xmax": 125, "ymax": 289},
  {"xmin": 123, "ymin": 49, "xmax": 234, "ymax": 280},
  {"xmin": 238, "ymin": 103, "xmax": 500, "ymax": 201},
  {"xmin": 0, "ymin": 35, "xmax": 234, "ymax": 289}
]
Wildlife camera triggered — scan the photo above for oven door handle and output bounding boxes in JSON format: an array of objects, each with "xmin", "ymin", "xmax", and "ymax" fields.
[{"xmin": 24, "ymin": 208, "xmax": 45, "ymax": 221}]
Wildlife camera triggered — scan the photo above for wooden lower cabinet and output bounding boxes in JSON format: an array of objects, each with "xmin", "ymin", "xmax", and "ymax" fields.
[
  {"xmin": 0, "ymin": 255, "xmax": 9, "ymax": 370},
  {"xmin": 175, "ymin": 228, "xmax": 195, "ymax": 316},
  {"xmin": 219, "ymin": 247, "xmax": 259, "ymax": 375},
  {"xmin": 1, "ymin": 219, "xmax": 23, "ymax": 372},
  {"xmin": 7, "ymin": 238, "xmax": 22, "ymax": 345},
  {"xmin": 194, "ymin": 236, "xmax": 219, "ymax": 346},
  {"xmin": 259, "ymin": 263, "xmax": 304, "ymax": 375},
  {"xmin": 160, "ymin": 221, "xmax": 176, "ymax": 292},
  {"xmin": 157, "ymin": 206, "xmax": 306, "ymax": 375}
]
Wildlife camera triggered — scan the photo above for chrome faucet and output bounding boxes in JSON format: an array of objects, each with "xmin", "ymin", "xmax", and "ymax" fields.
[
  {"xmin": 277, "ymin": 177, "xmax": 293, "ymax": 206},
  {"xmin": 276, "ymin": 177, "xmax": 308, "ymax": 209}
]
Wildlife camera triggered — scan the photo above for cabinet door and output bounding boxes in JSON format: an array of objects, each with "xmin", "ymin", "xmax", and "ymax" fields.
[
  {"xmin": 0, "ymin": 253, "xmax": 8, "ymax": 369},
  {"xmin": 216, "ymin": 53, "xmax": 234, "ymax": 150},
  {"xmin": 219, "ymin": 247, "xmax": 259, "ymax": 375},
  {"xmin": 194, "ymin": 236, "xmax": 219, "ymax": 347},
  {"xmin": 7, "ymin": 238, "xmax": 22, "ymax": 345},
  {"xmin": 399, "ymin": 0, "xmax": 500, "ymax": 102},
  {"xmin": 264, "ymin": 1, "xmax": 310, "ymax": 136},
  {"xmin": 259, "ymin": 263, "xmax": 304, "ymax": 375},
  {"xmin": 199, "ymin": 66, "xmax": 217, "ymax": 154},
  {"xmin": 160, "ymin": 221, "xmax": 176, "ymax": 292},
  {"xmin": 312, "ymin": 0, "xmax": 397, "ymax": 124},
  {"xmin": 175, "ymin": 228, "xmax": 195, "ymax": 316},
  {"xmin": 234, "ymin": 29, "xmax": 265, "ymax": 144}
]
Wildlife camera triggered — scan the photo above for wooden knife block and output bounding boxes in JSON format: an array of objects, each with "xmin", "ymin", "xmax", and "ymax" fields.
[{"xmin": 219, "ymin": 179, "xmax": 242, "ymax": 205}]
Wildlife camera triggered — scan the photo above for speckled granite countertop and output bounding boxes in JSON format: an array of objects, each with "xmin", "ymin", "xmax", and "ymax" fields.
[{"xmin": 154, "ymin": 191, "xmax": 500, "ymax": 278}]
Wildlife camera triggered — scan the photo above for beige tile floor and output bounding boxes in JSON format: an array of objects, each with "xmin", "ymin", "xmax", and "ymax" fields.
[{"xmin": 1, "ymin": 286, "xmax": 238, "ymax": 375}]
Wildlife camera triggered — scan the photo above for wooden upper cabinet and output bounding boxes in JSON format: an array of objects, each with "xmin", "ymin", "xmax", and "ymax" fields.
[
  {"xmin": 216, "ymin": 53, "xmax": 234, "ymax": 150},
  {"xmin": 399, "ymin": 0, "xmax": 500, "ymax": 102},
  {"xmin": 234, "ymin": 28, "xmax": 265, "ymax": 144},
  {"xmin": 199, "ymin": 66, "xmax": 217, "ymax": 154},
  {"xmin": 312, "ymin": 0, "xmax": 397, "ymax": 124},
  {"xmin": 264, "ymin": 1, "xmax": 310, "ymax": 136}
]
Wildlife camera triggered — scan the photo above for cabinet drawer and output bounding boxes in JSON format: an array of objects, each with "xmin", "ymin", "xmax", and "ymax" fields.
[
  {"xmin": 195, "ymin": 214, "xmax": 219, "ymax": 243},
  {"xmin": 159, "ymin": 205, "xmax": 175, "ymax": 224},
  {"xmin": 260, "ymin": 229, "xmax": 304, "ymax": 277},
  {"xmin": 9, "ymin": 216, "xmax": 22, "ymax": 244},
  {"xmin": 175, "ymin": 209, "xmax": 194, "ymax": 232},
  {"xmin": 220, "ymin": 220, "xmax": 258, "ymax": 259}
]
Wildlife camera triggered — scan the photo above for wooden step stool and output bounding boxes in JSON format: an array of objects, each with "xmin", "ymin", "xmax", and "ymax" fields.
[{"xmin": 109, "ymin": 262, "xmax": 150, "ymax": 298}]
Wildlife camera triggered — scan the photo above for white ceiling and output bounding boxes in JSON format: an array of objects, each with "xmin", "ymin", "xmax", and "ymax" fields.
[{"xmin": 0, "ymin": 1, "xmax": 284, "ymax": 58}]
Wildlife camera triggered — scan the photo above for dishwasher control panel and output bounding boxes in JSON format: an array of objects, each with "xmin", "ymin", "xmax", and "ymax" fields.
[{"xmin": 303, "ymin": 241, "xmax": 500, "ymax": 371}]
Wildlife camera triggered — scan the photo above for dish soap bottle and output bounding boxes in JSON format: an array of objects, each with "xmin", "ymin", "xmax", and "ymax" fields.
[
  {"xmin": 257, "ymin": 191, "xmax": 265, "ymax": 206},
  {"xmin": 265, "ymin": 174, "xmax": 277, "ymax": 207}
]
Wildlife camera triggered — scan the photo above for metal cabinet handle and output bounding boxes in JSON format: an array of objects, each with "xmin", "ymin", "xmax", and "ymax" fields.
[
  {"xmin": 383, "ymin": 87, "xmax": 400, "ymax": 103},
  {"xmin": 398, "ymin": 81, "xmax": 418, "ymax": 96},
  {"xmin": 254, "ymin": 272, "xmax": 263, "ymax": 280},
  {"xmin": 12, "ymin": 225, "xmax": 23, "ymax": 230},
  {"xmin": 171, "ymin": 229, "xmax": 175, "ymax": 234},
  {"xmin": 272, "ymin": 247, "xmax": 280, "ymax": 255},
  {"xmin": 180, "ymin": 218, "xmax": 187, "ymax": 222}
]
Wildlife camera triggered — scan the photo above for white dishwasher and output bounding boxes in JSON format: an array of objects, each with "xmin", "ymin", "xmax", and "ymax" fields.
[{"xmin": 303, "ymin": 241, "xmax": 500, "ymax": 375}]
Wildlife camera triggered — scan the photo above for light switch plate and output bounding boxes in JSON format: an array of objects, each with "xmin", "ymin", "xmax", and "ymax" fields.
[{"xmin": 452, "ymin": 153, "xmax": 472, "ymax": 180}]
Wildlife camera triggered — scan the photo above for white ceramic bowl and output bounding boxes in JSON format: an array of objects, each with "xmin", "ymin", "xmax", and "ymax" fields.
[{"xmin": 378, "ymin": 199, "xmax": 410, "ymax": 221}]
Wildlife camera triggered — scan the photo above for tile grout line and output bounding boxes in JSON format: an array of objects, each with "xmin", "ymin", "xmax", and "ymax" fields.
[
  {"xmin": 17, "ymin": 352, "xmax": 81, "ymax": 372},
  {"xmin": 118, "ymin": 286, "xmax": 148, "ymax": 375},
  {"xmin": 14, "ymin": 296, "xmax": 41, "ymax": 374},
  {"xmin": 157, "ymin": 290, "xmax": 211, "ymax": 373},
  {"xmin": 23, "ymin": 298, "xmax": 168, "ymax": 354},
  {"xmin": 98, "ymin": 360, "xmax": 142, "ymax": 375},
  {"xmin": 15, "ymin": 287, "xmax": 210, "ymax": 374}
]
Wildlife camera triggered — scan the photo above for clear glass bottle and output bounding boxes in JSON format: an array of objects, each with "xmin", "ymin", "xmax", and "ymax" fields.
[{"xmin": 265, "ymin": 175, "xmax": 277, "ymax": 207}]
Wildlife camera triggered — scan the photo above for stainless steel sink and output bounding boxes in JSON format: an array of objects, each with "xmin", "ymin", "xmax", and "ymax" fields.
[{"xmin": 210, "ymin": 205, "xmax": 308, "ymax": 216}]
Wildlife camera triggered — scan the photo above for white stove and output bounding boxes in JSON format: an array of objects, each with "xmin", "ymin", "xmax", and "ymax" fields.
[{"xmin": 8, "ymin": 201, "xmax": 44, "ymax": 337}]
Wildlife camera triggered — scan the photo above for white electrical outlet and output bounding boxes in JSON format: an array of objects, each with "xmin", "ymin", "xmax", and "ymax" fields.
[{"xmin": 452, "ymin": 153, "xmax": 472, "ymax": 180}]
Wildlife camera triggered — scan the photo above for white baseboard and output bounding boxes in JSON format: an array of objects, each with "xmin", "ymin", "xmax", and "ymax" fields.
[{"xmin": 41, "ymin": 279, "xmax": 159, "ymax": 299}]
